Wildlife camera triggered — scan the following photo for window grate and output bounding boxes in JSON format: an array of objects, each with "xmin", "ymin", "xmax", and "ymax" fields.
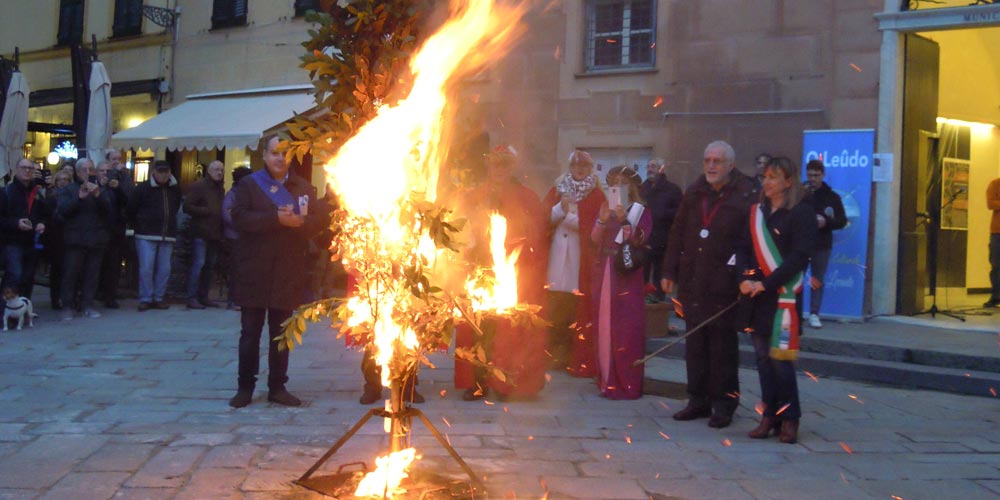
[{"xmin": 585, "ymin": 0, "xmax": 656, "ymax": 71}]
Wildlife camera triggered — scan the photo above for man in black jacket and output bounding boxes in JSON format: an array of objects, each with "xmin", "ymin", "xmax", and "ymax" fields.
[
  {"xmin": 804, "ymin": 160, "xmax": 847, "ymax": 328},
  {"xmin": 127, "ymin": 161, "xmax": 181, "ymax": 311},
  {"xmin": 183, "ymin": 160, "xmax": 225, "ymax": 309},
  {"xmin": 662, "ymin": 140, "xmax": 757, "ymax": 429},
  {"xmin": 640, "ymin": 158, "xmax": 682, "ymax": 302},
  {"xmin": 96, "ymin": 151, "xmax": 134, "ymax": 309},
  {"xmin": 228, "ymin": 135, "xmax": 325, "ymax": 408},
  {"xmin": 0, "ymin": 158, "xmax": 49, "ymax": 300},
  {"xmin": 57, "ymin": 158, "xmax": 112, "ymax": 320}
]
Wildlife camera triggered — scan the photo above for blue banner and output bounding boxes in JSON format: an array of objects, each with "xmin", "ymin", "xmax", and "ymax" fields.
[{"xmin": 801, "ymin": 129, "xmax": 873, "ymax": 320}]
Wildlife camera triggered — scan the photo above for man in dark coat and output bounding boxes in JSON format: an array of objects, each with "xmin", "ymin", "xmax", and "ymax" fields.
[
  {"xmin": 661, "ymin": 140, "xmax": 758, "ymax": 429},
  {"xmin": 640, "ymin": 158, "xmax": 682, "ymax": 302},
  {"xmin": 57, "ymin": 158, "xmax": 113, "ymax": 321},
  {"xmin": 228, "ymin": 135, "xmax": 325, "ymax": 408},
  {"xmin": 0, "ymin": 158, "xmax": 50, "ymax": 300},
  {"xmin": 804, "ymin": 159, "xmax": 847, "ymax": 328},
  {"xmin": 127, "ymin": 161, "xmax": 182, "ymax": 311},
  {"xmin": 97, "ymin": 151, "xmax": 134, "ymax": 309},
  {"xmin": 183, "ymin": 160, "xmax": 225, "ymax": 309}
]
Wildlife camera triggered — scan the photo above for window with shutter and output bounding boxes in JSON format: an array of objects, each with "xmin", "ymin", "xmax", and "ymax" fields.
[
  {"xmin": 112, "ymin": 0, "xmax": 143, "ymax": 38},
  {"xmin": 57, "ymin": 0, "xmax": 85, "ymax": 47},
  {"xmin": 212, "ymin": 0, "xmax": 249, "ymax": 30},
  {"xmin": 584, "ymin": 0, "xmax": 656, "ymax": 72},
  {"xmin": 294, "ymin": 0, "xmax": 320, "ymax": 18}
]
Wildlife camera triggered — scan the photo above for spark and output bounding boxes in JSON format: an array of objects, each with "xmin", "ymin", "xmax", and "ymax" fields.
[
  {"xmin": 627, "ymin": 424, "xmax": 633, "ymax": 428},
  {"xmin": 754, "ymin": 401, "xmax": 764, "ymax": 415},
  {"xmin": 804, "ymin": 370, "xmax": 819, "ymax": 382},
  {"xmin": 446, "ymin": 434, "xmax": 451, "ymax": 446},
  {"xmin": 572, "ymin": 289, "xmax": 585, "ymax": 296},
  {"xmin": 545, "ymin": 373, "xmax": 552, "ymax": 382},
  {"xmin": 498, "ymin": 118, "xmax": 505, "ymax": 128},
  {"xmin": 503, "ymin": 406, "xmax": 509, "ymax": 412},
  {"xmin": 606, "ymin": 39, "xmax": 617, "ymax": 44},
  {"xmin": 848, "ymin": 394, "xmax": 864, "ymax": 404},
  {"xmin": 554, "ymin": 45, "xmax": 561, "ymax": 60},
  {"xmin": 441, "ymin": 417, "xmax": 451, "ymax": 428},
  {"xmin": 484, "ymin": 400, "xmax": 496, "ymax": 406},
  {"xmin": 965, "ymin": 373, "xmax": 971, "ymax": 377},
  {"xmin": 605, "ymin": 453, "xmax": 611, "ymax": 459},
  {"xmin": 840, "ymin": 442, "xmax": 854, "ymax": 454},
  {"xmin": 658, "ymin": 431, "xmax": 670, "ymax": 440},
  {"xmin": 528, "ymin": 435, "xmax": 534, "ymax": 441},
  {"xmin": 990, "ymin": 387, "xmax": 997, "ymax": 397},
  {"xmin": 439, "ymin": 389, "xmax": 447, "ymax": 398},
  {"xmin": 891, "ymin": 496, "xmax": 903, "ymax": 500},
  {"xmin": 658, "ymin": 401, "xmax": 670, "ymax": 411},
  {"xmin": 568, "ymin": 322, "xmax": 578, "ymax": 329},
  {"xmin": 655, "ymin": 473, "xmax": 660, "ymax": 479},
  {"xmin": 625, "ymin": 435, "xmax": 632, "ymax": 444},
  {"xmin": 722, "ymin": 439, "xmax": 732, "ymax": 447},
  {"xmin": 840, "ymin": 473, "xmax": 848, "ymax": 483},
  {"xmin": 652, "ymin": 96, "xmax": 664, "ymax": 108},
  {"xmin": 726, "ymin": 391, "xmax": 740, "ymax": 399},
  {"xmin": 544, "ymin": 349, "xmax": 554, "ymax": 358},
  {"xmin": 850, "ymin": 63, "xmax": 862, "ymax": 72},
  {"xmin": 775, "ymin": 403, "xmax": 790, "ymax": 415}
]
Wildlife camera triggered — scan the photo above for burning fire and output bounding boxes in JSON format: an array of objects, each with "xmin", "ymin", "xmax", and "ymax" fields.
[
  {"xmin": 467, "ymin": 213, "xmax": 521, "ymax": 313},
  {"xmin": 317, "ymin": 1, "xmax": 527, "ymax": 497},
  {"xmin": 354, "ymin": 448, "xmax": 420, "ymax": 498}
]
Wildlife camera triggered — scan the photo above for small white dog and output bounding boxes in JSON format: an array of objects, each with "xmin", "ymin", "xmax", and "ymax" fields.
[{"xmin": 3, "ymin": 288, "xmax": 36, "ymax": 331}]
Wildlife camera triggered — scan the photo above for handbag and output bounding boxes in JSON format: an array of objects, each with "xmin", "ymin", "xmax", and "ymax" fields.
[{"xmin": 614, "ymin": 227, "xmax": 649, "ymax": 275}]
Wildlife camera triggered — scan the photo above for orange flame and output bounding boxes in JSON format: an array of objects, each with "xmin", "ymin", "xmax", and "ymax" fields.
[
  {"xmin": 354, "ymin": 448, "xmax": 419, "ymax": 498},
  {"xmin": 467, "ymin": 213, "xmax": 520, "ymax": 313}
]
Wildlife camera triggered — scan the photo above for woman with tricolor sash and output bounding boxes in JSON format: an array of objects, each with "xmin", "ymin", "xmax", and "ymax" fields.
[{"xmin": 739, "ymin": 157, "xmax": 817, "ymax": 444}]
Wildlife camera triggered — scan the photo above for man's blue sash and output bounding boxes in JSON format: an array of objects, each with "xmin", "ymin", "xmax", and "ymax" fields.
[{"xmin": 250, "ymin": 169, "xmax": 299, "ymax": 215}]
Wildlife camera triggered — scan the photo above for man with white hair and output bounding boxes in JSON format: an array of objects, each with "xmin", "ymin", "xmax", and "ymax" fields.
[
  {"xmin": 57, "ymin": 158, "xmax": 112, "ymax": 320},
  {"xmin": 662, "ymin": 140, "xmax": 758, "ymax": 429}
]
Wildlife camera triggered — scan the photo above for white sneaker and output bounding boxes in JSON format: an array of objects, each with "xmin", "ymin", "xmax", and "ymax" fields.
[
  {"xmin": 83, "ymin": 308, "xmax": 102, "ymax": 319},
  {"xmin": 808, "ymin": 314, "xmax": 822, "ymax": 329}
]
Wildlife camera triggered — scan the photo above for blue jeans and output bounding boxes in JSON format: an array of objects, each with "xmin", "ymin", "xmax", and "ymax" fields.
[
  {"xmin": 751, "ymin": 332, "xmax": 800, "ymax": 421},
  {"xmin": 135, "ymin": 239, "xmax": 173, "ymax": 303},
  {"xmin": 187, "ymin": 238, "xmax": 219, "ymax": 301},
  {"xmin": 2, "ymin": 243, "xmax": 39, "ymax": 300},
  {"xmin": 808, "ymin": 248, "xmax": 831, "ymax": 315}
]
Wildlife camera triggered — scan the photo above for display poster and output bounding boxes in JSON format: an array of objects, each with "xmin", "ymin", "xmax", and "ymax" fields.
[{"xmin": 801, "ymin": 129, "xmax": 874, "ymax": 320}]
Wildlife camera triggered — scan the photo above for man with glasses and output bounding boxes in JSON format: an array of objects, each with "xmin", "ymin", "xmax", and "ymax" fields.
[{"xmin": 0, "ymin": 159, "xmax": 49, "ymax": 301}]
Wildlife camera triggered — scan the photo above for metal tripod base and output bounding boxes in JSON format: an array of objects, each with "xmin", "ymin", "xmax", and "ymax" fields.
[
  {"xmin": 913, "ymin": 304, "xmax": 966, "ymax": 322},
  {"xmin": 294, "ymin": 406, "xmax": 484, "ymax": 498}
]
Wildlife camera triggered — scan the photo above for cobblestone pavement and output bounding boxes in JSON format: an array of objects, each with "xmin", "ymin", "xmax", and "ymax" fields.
[{"xmin": 0, "ymin": 303, "xmax": 997, "ymax": 500}]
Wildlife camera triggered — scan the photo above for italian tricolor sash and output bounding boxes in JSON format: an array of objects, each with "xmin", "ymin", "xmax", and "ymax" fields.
[{"xmin": 750, "ymin": 204, "xmax": 802, "ymax": 361}]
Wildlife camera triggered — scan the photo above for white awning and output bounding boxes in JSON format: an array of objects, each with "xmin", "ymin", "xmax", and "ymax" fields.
[{"xmin": 111, "ymin": 86, "xmax": 315, "ymax": 152}]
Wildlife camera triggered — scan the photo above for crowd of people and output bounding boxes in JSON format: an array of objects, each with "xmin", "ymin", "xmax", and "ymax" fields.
[{"xmin": 3, "ymin": 137, "xmax": 848, "ymax": 444}]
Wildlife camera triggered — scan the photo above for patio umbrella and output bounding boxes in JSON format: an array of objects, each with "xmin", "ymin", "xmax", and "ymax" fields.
[
  {"xmin": 86, "ymin": 61, "xmax": 112, "ymax": 162},
  {"xmin": 0, "ymin": 71, "xmax": 29, "ymax": 180}
]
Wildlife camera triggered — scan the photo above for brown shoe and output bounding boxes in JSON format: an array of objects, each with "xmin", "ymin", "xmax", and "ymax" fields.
[
  {"xmin": 748, "ymin": 416, "xmax": 778, "ymax": 439},
  {"xmin": 672, "ymin": 404, "xmax": 711, "ymax": 421},
  {"xmin": 778, "ymin": 419, "xmax": 799, "ymax": 444}
]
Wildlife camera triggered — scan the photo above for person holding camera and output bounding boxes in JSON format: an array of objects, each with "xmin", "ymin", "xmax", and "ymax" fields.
[
  {"xmin": 0, "ymin": 158, "xmax": 50, "ymax": 301},
  {"xmin": 96, "ymin": 157, "xmax": 133, "ymax": 309},
  {"xmin": 56, "ymin": 158, "xmax": 112, "ymax": 320}
]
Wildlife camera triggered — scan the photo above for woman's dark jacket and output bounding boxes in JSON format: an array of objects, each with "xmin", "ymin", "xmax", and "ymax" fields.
[
  {"xmin": 662, "ymin": 173, "xmax": 758, "ymax": 310},
  {"xmin": 231, "ymin": 172, "xmax": 327, "ymax": 311},
  {"xmin": 742, "ymin": 198, "xmax": 818, "ymax": 336},
  {"xmin": 127, "ymin": 175, "xmax": 182, "ymax": 241},
  {"xmin": 57, "ymin": 181, "xmax": 113, "ymax": 248},
  {"xmin": 0, "ymin": 180, "xmax": 50, "ymax": 246}
]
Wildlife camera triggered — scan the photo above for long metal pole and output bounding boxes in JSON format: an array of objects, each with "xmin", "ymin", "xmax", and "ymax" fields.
[{"xmin": 632, "ymin": 298, "xmax": 741, "ymax": 367}]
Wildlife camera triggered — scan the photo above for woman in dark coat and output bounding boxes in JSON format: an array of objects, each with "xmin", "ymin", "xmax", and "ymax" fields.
[{"xmin": 739, "ymin": 156, "xmax": 817, "ymax": 444}]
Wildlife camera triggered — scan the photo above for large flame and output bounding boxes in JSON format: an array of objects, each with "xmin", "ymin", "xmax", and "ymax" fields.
[
  {"xmin": 467, "ymin": 213, "xmax": 520, "ymax": 313},
  {"xmin": 325, "ymin": 1, "xmax": 526, "ymax": 496}
]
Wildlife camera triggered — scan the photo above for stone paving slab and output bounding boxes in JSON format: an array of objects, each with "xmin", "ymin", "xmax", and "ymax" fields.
[{"xmin": 0, "ymin": 301, "xmax": 998, "ymax": 499}]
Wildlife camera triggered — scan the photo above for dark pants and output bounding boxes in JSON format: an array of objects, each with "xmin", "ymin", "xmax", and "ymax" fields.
[
  {"xmin": 644, "ymin": 247, "xmax": 666, "ymax": 299},
  {"xmin": 808, "ymin": 247, "xmax": 831, "ymax": 315},
  {"xmin": 238, "ymin": 307, "xmax": 292, "ymax": 391},
  {"xmin": 98, "ymin": 231, "xmax": 126, "ymax": 303},
  {"xmin": 990, "ymin": 234, "xmax": 1000, "ymax": 302},
  {"xmin": 751, "ymin": 332, "xmax": 800, "ymax": 420},
  {"xmin": 545, "ymin": 291, "xmax": 578, "ymax": 367},
  {"xmin": 222, "ymin": 238, "xmax": 238, "ymax": 303},
  {"xmin": 2, "ymin": 243, "xmax": 39, "ymax": 300},
  {"xmin": 62, "ymin": 245, "xmax": 105, "ymax": 310},
  {"xmin": 188, "ymin": 238, "xmax": 220, "ymax": 302},
  {"xmin": 46, "ymin": 243, "xmax": 65, "ymax": 308},
  {"xmin": 683, "ymin": 304, "xmax": 740, "ymax": 416}
]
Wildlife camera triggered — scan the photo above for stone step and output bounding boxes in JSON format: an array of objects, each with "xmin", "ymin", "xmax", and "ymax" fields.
[{"xmin": 645, "ymin": 337, "xmax": 1000, "ymax": 399}]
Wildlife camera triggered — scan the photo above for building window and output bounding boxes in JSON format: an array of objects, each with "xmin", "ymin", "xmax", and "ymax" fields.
[
  {"xmin": 212, "ymin": 0, "xmax": 248, "ymax": 29},
  {"xmin": 113, "ymin": 0, "xmax": 143, "ymax": 38},
  {"xmin": 294, "ymin": 0, "xmax": 320, "ymax": 17},
  {"xmin": 57, "ymin": 0, "xmax": 85, "ymax": 47},
  {"xmin": 585, "ymin": 0, "xmax": 656, "ymax": 71}
]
